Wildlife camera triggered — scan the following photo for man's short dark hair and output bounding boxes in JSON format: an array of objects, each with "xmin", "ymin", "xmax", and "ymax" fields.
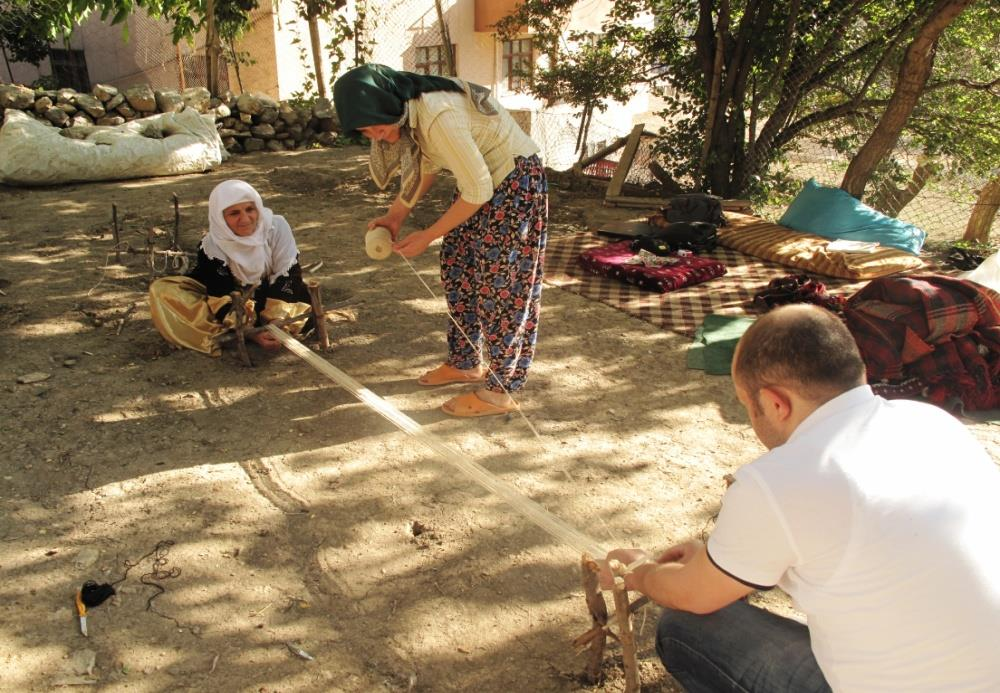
[{"xmin": 734, "ymin": 305, "xmax": 866, "ymax": 401}]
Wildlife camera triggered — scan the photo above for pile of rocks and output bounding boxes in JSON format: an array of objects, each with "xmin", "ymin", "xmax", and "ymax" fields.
[{"xmin": 0, "ymin": 82, "xmax": 342, "ymax": 154}]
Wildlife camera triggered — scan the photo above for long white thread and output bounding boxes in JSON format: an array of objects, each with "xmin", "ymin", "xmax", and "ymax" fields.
[
  {"xmin": 398, "ymin": 252, "xmax": 624, "ymax": 548},
  {"xmin": 266, "ymin": 324, "xmax": 608, "ymax": 558}
]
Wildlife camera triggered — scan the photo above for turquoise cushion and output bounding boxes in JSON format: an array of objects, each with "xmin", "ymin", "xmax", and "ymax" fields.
[{"xmin": 778, "ymin": 179, "xmax": 926, "ymax": 254}]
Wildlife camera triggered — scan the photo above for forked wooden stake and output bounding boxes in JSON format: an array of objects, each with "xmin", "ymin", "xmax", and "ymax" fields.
[
  {"xmin": 230, "ymin": 290, "xmax": 253, "ymax": 367},
  {"xmin": 111, "ymin": 204, "xmax": 121, "ymax": 263},
  {"xmin": 306, "ymin": 280, "xmax": 330, "ymax": 351},
  {"xmin": 580, "ymin": 554, "xmax": 610, "ymax": 684},
  {"xmin": 172, "ymin": 193, "xmax": 181, "ymax": 248},
  {"xmin": 609, "ymin": 559, "xmax": 641, "ymax": 693}
]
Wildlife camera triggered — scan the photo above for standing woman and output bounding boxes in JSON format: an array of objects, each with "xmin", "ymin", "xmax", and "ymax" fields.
[
  {"xmin": 333, "ymin": 64, "xmax": 547, "ymax": 418},
  {"xmin": 149, "ymin": 179, "xmax": 313, "ymax": 356}
]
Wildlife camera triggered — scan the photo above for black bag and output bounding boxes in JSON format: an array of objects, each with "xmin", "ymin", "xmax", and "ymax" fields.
[
  {"xmin": 630, "ymin": 235, "xmax": 674, "ymax": 256},
  {"xmin": 633, "ymin": 221, "xmax": 719, "ymax": 255},
  {"xmin": 662, "ymin": 193, "xmax": 727, "ymax": 227}
]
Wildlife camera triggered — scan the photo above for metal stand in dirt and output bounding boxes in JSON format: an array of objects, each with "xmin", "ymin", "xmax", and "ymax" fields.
[{"xmin": 107, "ymin": 199, "xmax": 196, "ymax": 277}]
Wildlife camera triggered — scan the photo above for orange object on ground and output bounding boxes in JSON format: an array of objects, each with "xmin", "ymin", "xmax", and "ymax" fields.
[
  {"xmin": 441, "ymin": 391, "xmax": 519, "ymax": 417},
  {"xmin": 418, "ymin": 364, "xmax": 485, "ymax": 386}
]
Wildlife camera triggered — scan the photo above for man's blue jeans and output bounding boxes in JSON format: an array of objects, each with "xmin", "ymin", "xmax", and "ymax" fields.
[{"xmin": 656, "ymin": 601, "xmax": 831, "ymax": 692}]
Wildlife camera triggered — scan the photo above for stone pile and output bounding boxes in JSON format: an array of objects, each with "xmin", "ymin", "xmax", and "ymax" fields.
[{"xmin": 0, "ymin": 82, "xmax": 342, "ymax": 154}]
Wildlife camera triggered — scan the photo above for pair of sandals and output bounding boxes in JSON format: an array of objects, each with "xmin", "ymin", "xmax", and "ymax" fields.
[{"xmin": 418, "ymin": 364, "xmax": 520, "ymax": 418}]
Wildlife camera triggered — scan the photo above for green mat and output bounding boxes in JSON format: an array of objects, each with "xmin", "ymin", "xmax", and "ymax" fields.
[{"xmin": 688, "ymin": 314, "xmax": 756, "ymax": 375}]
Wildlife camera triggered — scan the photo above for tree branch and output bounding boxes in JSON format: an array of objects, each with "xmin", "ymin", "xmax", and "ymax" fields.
[
  {"xmin": 773, "ymin": 98, "xmax": 889, "ymax": 150},
  {"xmin": 924, "ymin": 76, "xmax": 1000, "ymax": 93},
  {"xmin": 807, "ymin": 10, "xmax": 924, "ymax": 92}
]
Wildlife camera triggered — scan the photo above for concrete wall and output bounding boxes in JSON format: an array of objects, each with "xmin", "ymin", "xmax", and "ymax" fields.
[
  {"xmin": 5, "ymin": 13, "xmax": 189, "ymax": 89},
  {"xmin": 227, "ymin": 1, "xmax": 281, "ymax": 97},
  {"xmin": 3, "ymin": 0, "xmax": 665, "ymax": 169}
]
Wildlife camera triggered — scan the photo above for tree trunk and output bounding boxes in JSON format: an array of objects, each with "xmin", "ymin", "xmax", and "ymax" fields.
[
  {"xmin": 434, "ymin": 0, "xmax": 455, "ymax": 76},
  {"xmin": 308, "ymin": 15, "xmax": 326, "ymax": 98},
  {"xmin": 204, "ymin": 0, "xmax": 220, "ymax": 95},
  {"xmin": 1, "ymin": 44, "xmax": 13, "ymax": 83},
  {"xmin": 840, "ymin": 0, "xmax": 973, "ymax": 198},
  {"xmin": 963, "ymin": 176, "xmax": 1000, "ymax": 243},
  {"xmin": 229, "ymin": 38, "xmax": 245, "ymax": 94},
  {"xmin": 699, "ymin": 25, "xmax": 725, "ymax": 180},
  {"xmin": 869, "ymin": 159, "xmax": 938, "ymax": 217}
]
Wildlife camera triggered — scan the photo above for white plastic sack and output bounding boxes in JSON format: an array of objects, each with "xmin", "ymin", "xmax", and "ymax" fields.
[
  {"xmin": 0, "ymin": 108, "xmax": 227, "ymax": 185},
  {"xmin": 961, "ymin": 251, "xmax": 1000, "ymax": 294}
]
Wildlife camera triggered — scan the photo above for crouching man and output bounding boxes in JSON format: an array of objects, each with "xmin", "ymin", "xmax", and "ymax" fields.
[{"xmin": 601, "ymin": 304, "xmax": 1000, "ymax": 691}]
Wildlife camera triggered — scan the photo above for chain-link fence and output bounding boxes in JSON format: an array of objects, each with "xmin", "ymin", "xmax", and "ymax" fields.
[{"xmin": 756, "ymin": 138, "xmax": 995, "ymax": 247}]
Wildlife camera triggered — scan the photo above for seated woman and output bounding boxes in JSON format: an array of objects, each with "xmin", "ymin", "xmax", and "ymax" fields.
[{"xmin": 149, "ymin": 179, "xmax": 313, "ymax": 356}]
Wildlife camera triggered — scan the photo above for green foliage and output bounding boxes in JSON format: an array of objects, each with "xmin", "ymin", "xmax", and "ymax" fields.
[
  {"xmin": 0, "ymin": 0, "xmax": 62, "ymax": 65},
  {"xmin": 2, "ymin": 0, "xmax": 258, "ymax": 52},
  {"xmin": 497, "ymin": 0, "xmax": 995, "ymax": 199},
  {"xmin": 287, "ymin": 18, "xmax": 319, "ymax": 99},
  {"xmin": 31, "ymin": 74, "xmax": 60, "ymax": 89},
  {"xmin": 901, "ymin": 4, "xmax": 1000, "ymax": 177}
]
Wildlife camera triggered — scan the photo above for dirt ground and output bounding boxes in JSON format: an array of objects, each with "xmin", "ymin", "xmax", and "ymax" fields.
[{"xmin": 2, "ymin": 147, "xmax": 997, "ymax": 693}]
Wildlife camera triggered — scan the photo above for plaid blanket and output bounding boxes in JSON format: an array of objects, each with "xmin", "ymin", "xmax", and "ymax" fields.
[
  {"xmin": 544, "ymin": 233, "xmax": 870, "ymax": 336},
  {"xmin": 844, "ymin": 275, "xmax": 1000, "ymax": 411}
]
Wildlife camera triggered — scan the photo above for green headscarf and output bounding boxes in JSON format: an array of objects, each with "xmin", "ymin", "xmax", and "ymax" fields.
[{"xmin": 333, "ymin": 64, "xmax": 464, "ymax": 137}]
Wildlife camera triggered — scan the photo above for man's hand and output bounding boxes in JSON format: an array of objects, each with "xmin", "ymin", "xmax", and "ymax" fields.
[
  {"xmin": 655, "ymin": 540, "xmax": 703, "ymax": 565},
  {"xmin": 393, "ymin": 230, "xmax": 435, "ymax": 258},
  {"xmin": 596, "ymin": 548, "xmax": 650, "ymax": 591},
  {"xmin": 249, "ymin": 329, "xmax": 281, "ymax": 351}
]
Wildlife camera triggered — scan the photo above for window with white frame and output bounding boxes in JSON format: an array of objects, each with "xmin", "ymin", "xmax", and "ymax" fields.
[
  {"xmin": 501, "ymin": 38, "xmax": 533, "ymax": 91},
  {"xmin": 414, "ymin": 44, "xmax": 456, "ymax": 76}
]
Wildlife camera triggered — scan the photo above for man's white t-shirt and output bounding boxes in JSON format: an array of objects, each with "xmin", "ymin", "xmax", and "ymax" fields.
[{"xmin": 708, "ymin": 385, "xmax": 1000, "ymax": 691}]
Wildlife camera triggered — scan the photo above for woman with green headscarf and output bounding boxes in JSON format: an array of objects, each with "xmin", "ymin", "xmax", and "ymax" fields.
[{"xmin": 334, "ymin": 64, "xmax": 547, "ymax": 418}]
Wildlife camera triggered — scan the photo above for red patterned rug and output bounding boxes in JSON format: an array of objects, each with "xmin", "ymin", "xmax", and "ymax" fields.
[{"xmin": 543, "ymin": 233, "xmax": 870, "ymax": 336}]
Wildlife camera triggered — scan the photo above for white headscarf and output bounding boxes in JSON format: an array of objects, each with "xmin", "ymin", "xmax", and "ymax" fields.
[{"xmin": 201, "ymin": 180, "xmax": 298, "ymax": 286}]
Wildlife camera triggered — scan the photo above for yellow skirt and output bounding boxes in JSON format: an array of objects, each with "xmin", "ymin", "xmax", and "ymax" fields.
[{"xmin": 149, "ymin": 276, "xmax": 312, "ymax": 356}]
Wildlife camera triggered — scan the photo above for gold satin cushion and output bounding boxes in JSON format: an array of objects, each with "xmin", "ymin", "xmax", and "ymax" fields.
[{"xmin": 149, "ymin": 276, "xmax": 311, "ymax": 356}]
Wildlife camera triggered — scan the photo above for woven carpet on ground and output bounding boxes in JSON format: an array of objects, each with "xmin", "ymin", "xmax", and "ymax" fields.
[{"xmin": 543, "ymin": 233, "xmax": 871, "ymax": 337}]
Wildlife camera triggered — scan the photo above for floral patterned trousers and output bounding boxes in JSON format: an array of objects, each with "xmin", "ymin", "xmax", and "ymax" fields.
[{"xmin": 440, "ymin": 154, "xmax": 548, "ymax": 393}]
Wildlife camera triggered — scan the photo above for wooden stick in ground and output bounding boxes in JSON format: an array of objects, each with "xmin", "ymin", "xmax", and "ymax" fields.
[
  {"xmin": 306, "ymin": 280, "xmax": 330, "ymax": 351},
  {"xmin": 573, "ymin": 595, "xmax": 650, "ymax": 650},
  {"xmin": 230, "ymin": 290, "xmax": 253, "ymax": 367},
  {"xmin": 580, "ymin": 554, "xmax": 610, "ymax": 685},
  {"xmin": 112, "ymin": 204, "xmax": 121, "ymax": 263},
  {"xmin": 213, "ymin": 299, "xmax": 356, "ymax": 346},
  {"xmin": 215, "ymin": 311, "xmax": 309, "ymax": 345},
  {"xmin": 172, "ymin": 193, "xmax": 181, "ymax": 248},
  {"xmin": 609, "ymin": 560, "xmax": 640, "ymax": 693},
  {"xmin": 115, "ymin": 302, "xmax": 137, "ymax": 336}
]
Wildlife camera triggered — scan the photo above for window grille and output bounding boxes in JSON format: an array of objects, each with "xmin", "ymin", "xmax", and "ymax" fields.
[
  {"xmin": 501, "ymin": 38, "xmax": 533, "ymax": 91},
  {"xmin": 414, "ymin": 44, "xmax": 456, "ymax": 76}
]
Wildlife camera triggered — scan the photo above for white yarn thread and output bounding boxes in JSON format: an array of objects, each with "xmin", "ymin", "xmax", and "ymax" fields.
[
  {"xmin": 365, "ymin": 226, "xmax": 394, "ymax": 261},
  {"xmin": 266, "ymin": 325, "xmax": 608, "ymax": 558}
]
